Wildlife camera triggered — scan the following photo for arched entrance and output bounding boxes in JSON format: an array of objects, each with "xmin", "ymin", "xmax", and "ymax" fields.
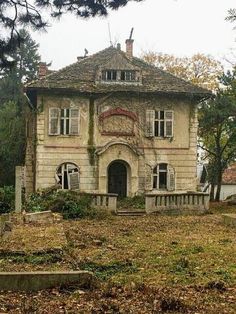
[{"xmin": 108, "ymin": 160, "xmax": 128, "ymax": 197}]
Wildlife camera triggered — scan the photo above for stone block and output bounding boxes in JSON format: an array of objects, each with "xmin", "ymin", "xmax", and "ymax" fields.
[
  {"xmin": 222, "ymin": 214, "xmax": 236, "ymax": 227},
  {"xmin": 0, "ymin": 271, "xmax": 96, "ymax": 291},
  {"xmin": 24, "ymin": 211, "xmax": 53, "ymax": 224}
]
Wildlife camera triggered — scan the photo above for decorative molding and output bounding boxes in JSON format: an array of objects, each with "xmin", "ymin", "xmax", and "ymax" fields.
[
  {"xmin": 99, "ymin": 107, "xmax": 138, "ymax": 122},
  {"xmin": 96, "ymin": 140, "xmax": 143, "ymax": 156}
]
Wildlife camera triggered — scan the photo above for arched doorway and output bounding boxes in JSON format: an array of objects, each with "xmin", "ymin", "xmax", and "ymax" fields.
[{"xmin": 108, "ymin": 160, "xmax": 128, "ymax": 197}]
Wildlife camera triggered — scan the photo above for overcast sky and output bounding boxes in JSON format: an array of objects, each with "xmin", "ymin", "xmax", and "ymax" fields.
[{"xmin": 32, "ymin": 0, "xmax": 236, "ymax": 70}]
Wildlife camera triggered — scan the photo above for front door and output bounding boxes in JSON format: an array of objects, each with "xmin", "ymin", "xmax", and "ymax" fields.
[{"xmin": 108, "ymin": 161, "xmax": 127, "ymax": 197}]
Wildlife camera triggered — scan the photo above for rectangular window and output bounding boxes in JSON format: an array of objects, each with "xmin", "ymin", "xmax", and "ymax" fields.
[
  {"xmin": 152, "ymin": 163, "xmax": 168, "ymax": 190},
  {"xmin": 102, "ymin": 70, "xmax": 117, "ymax": 81},
  {"xmin": 153, "ymin": 110, "xmax": 173, "ymax": 137},
  {"xmin": 121, "ymin": 71, "xmax": 135, "ymax": 81},
  {"xmin": 49, "ymin": 108, "xmax": 79, "ymax": 135}
]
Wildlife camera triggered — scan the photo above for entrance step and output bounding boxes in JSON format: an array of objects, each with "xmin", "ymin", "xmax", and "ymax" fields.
[{"xmin": 116, "ymin": 210, "xmax": 146, "ymax": 216}]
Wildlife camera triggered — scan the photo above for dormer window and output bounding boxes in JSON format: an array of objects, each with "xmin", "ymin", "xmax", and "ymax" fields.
[
  {"xmin": 101, "ymin": 70, "xmax": 138, "ymax": 83},
  {"xmin": 102, "ymin": 70, "xmax": 117, "ymax": 81},
  {"xmin": 121, "ymin": 70, "xmax": 135, "ymax": 81}
]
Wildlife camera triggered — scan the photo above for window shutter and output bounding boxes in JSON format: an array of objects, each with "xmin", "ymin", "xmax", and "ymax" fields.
[
  {"xmin": 69, "ymin": 172, "xmax": 80, "ymax": 190},
  {"xmin": 145, "ymin": 110, "xmax": 155, "ymax": 137},
  {"xmin": 49, "ymin": 108, "xmax": 60, "ymax": 135},
  {"xmin": 165, "ymin": 111, "xmax": 173, "ymax": 137},
  {"xmin": 145, "ymin": 164, "xmax": 153, "ymax": 191},
  {"xmin": 69, "ymin": 108, "xmax": 79, "ymax": 135},
  {"xmin": 167, "ymin": 165, "xmax": 175, "ymax": 191}
]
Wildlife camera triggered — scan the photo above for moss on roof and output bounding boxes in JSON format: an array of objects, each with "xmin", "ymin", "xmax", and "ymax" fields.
[{"xmin": 26, "ymin": 46, "xmax": 211, "ymax": 97}]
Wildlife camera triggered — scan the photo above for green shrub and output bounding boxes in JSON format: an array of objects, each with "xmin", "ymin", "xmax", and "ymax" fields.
[
  {"xmin": 25, "ymin": 189, "xmax": 109, "ymax": 220},
  {"xmin": 0, "ymin": 186, "xmax": 14, "ymax": 214},
  {"xmin": 117, "ymin": 195, "xmax": 145, "ymax": 210}
]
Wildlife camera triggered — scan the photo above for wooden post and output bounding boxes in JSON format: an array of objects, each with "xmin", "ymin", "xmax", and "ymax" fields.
[{"xmin": 15, "ymin": 166, "xmax": 22, "ymax": 213}]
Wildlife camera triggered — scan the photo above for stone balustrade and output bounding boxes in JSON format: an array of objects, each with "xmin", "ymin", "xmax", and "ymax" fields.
[
  {"xmin": 89, "ymin": 193, "xmax": 118, "ymax": 213},
  {"xmin": 145, "ymin": 192, "xmax": 209, "ymax": 213}
]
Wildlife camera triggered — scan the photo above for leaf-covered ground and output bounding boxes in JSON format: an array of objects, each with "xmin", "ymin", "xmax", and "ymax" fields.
[{"xmin": 0, "ymin": 206, "xmax": 236, "ymax": 313}]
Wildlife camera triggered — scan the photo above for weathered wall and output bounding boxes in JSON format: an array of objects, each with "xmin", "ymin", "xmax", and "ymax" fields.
[
  {"xmin": 24, "ymin": 109, "xmax": 36, "ymax": 195},
  {"xmin": 26, "ymin": 92, "xmax": 198, "ymax": 195}
]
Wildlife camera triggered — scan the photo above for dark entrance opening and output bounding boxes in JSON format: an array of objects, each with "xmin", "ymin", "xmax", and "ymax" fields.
[{"xmin": 108, "ymin": 161, "xmax": 127, "ymax": 197}]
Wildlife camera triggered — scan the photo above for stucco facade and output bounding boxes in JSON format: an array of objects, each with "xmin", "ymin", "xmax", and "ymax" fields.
[{"xmin": 25, "ymin": 42, "xmax": 210, "ymax": 197}]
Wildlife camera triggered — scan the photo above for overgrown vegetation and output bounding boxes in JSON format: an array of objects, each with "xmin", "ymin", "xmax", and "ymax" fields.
[
  {"xmin": 0, "ymin": 186, "xmax": 14, "ymax": 214},
  {"xmin": 117, "ymin": 195, "xmax": 145, "ymax": 210},
  {"xmin": 0, "ymin": 206, "xmax": 236, "ymax": 312},
  {"xmin": 25, "ymin": 189, "xmax": 110, "ymax": 219}
]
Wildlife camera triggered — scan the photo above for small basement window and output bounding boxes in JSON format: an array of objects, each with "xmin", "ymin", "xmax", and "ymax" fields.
[{"xmin": 56, "ymin": 163, "xmax": 79, "ymax": 190}]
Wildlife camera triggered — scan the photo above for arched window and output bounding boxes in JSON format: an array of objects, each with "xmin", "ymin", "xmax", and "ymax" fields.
[
  {"xmin": 56, "ymin": 163, "xmax": 79, "ymax": 190},
  {"xmin": 152, "ymin": 163, "xmax": 175, "ymax": 191}
]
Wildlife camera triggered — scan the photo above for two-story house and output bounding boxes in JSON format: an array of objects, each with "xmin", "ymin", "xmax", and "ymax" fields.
[{"xmin": 24, "ymin": 39, "xmax": 210, "ymax": 197}]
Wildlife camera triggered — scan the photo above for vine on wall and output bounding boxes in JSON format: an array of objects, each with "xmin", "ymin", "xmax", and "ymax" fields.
[{"xmin": 87, "ymin": 98, "xmax": 96, "ymax": 166}]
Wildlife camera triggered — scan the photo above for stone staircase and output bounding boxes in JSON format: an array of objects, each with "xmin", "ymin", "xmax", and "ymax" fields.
[{"xmin": 116, "ymin": 208, "xmax": 146, "ymax": 216}]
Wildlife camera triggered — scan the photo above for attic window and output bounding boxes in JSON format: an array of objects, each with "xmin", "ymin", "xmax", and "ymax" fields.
[
  {"xmin": 102, "ymin": 70, "xmax": 117, "ymax": 81},
  {"xmin": 101, "ymin": 70, "xmax": 137, "ymax": 82},
  {"xmin": 121, "ymin": 70, "xmax": 135, "ymax": 81}
]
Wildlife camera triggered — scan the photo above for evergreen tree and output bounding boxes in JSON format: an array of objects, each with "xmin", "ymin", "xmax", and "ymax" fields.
[
  {"xmin": 0, "ymin": 30, "xmax": 41, "ymax": 186},
  {"xmin": 0, "ymin": 0, "xmax": 142, "ymax": 68},
  {"xmin": 198, "ymin": 70, "xmax": 236, "ymax": 201}
]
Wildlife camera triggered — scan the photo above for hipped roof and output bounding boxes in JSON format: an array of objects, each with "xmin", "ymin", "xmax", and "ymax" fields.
[{"xmin": 26, "ymin": 46, "xmax": 211, "ymax": 98}]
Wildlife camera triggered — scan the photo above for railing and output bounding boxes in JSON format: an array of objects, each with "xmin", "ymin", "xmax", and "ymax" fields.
[
  {"xmin": 145, "ymin": 192, "xmax": 209, "ymax": 213},
  {"xmin": 89, "ymin": 193, "xmax": 118, "ymax": 213}
]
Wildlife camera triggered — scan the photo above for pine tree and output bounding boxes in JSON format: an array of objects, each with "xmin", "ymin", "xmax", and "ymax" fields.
[
  {"xmin": 0, "ymin": 30, "xmax": 41, "ymax": 186},
  {"xmin": 0, "ymin": 0, "xmax": 142, "ymax": 68}
]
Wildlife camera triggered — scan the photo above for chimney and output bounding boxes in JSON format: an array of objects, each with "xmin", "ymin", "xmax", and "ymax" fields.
[
  {"xmin": 125, "ymin": 39, "xmax": 134, "ymax": 58},
  {"xmin": 126, "ymin": 27, "xmax": 134, "ymax": 58},
  {"xmin": 38, "ymin": 62, "xmax": 48, "ymax": 78},
  {"xmin": 117, "ymin": 43, "xmax": 121, "ymax": 50}
]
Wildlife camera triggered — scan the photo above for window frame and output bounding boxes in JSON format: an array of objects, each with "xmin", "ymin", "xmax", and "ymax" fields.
[
  {"xmin": 146, "ymin": 109, "xmax": 174, "ymax": 138},
  {"xmin": 56, "ymin": 162, "xmax": 80, "ymax": 190},
  {"xmin": 49, "ymin": 107, "xmax": 80, "ymax": 136},
  {"xmin": 153, "ymin": 163, "xmax": 168, "ymax": 190},
  {"xmin": 102, "ymin": 70, "xmax": 137, "ymax": 82}
]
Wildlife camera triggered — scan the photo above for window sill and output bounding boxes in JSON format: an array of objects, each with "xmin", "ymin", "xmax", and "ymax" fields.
[
  {"xmin": 101, "ymin": 131, "xmax": 135, "ymax": 136},
  {"xmin": 96, "ymin": 80, "xmax": 142, "ymax": 86},
  {"xmin": 48, "ymin": 134, "xmax": 80, "ymax": 137}
]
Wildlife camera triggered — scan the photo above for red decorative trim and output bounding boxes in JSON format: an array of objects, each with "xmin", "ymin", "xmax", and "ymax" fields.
[
  {"xmin": 101, "ymin": 131, "xmax": 135, "ymax": 136},
  {"xmin": 99, "ymin": 107, "xmax": 138, "ymax": 122}
]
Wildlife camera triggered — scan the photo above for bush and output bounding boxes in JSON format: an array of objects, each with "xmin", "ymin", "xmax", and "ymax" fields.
[
  {"xmin": 0, "ymin": 186, "xmax": 14, "ymax": 214},
  {"xmin": 25, "ymin": 189, "xmax": 109, "ymax": 220},
  {"xmin": 117, "ymin": 195, "xmax": 145, "ymax": 210}
]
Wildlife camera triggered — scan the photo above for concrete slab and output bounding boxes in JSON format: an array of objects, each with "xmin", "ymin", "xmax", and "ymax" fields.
[
  {"xmin": 24, "ymin": 211, "xmax": 54, "ymax": 224},
  {"xmin": 0, "ymin": 271, "xmax": 96, "ymax": 291},
  {"xmin": 222, "ymin": 214, "xmax": 236, "ymax": 227}
]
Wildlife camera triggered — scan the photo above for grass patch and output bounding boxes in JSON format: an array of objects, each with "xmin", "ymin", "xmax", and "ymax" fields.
[
  {"xmin": 2, "ymin": 252, "xmax": 62, "ymax": 265},
  {"xmin": 117, "ymin": 196, "xmax": 145, "ymax": 210},
  {"xmin": 79, "ymin": 260, "xmax": 139, "ymax": 280}
]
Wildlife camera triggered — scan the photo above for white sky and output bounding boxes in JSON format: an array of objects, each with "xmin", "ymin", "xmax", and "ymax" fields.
[{"xmin": 31, "ymin": 0, "xmax": 236, "ymax": 70}]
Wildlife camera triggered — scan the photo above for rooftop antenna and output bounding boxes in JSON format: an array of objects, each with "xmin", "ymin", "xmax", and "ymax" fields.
[
  {"xmin": 108, "ymin": 22, "xmax": 113, "ymax": 46},
  {"xmin": 129, "ymin": 27, "xmax": 134, "ymax": 40}
]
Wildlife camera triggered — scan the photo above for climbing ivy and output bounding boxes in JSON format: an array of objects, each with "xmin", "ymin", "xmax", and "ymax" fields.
[{"xmin": 87, "ymin": 99, "xmax": 96, "ymax": 166}]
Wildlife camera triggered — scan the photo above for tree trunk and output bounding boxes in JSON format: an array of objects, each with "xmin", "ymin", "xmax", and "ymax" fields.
[
  {"xmin": 215, "ymin": 162, "xmax": 222, "ymax": 202},
  {"xmin": 210, "ymin": 184, "xmax": 215, "ymax": 201}
]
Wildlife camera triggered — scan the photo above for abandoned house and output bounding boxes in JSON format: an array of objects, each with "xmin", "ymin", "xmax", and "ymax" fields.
[{"xmin": 24, "ymin": 39, "xmax": 210, "ymax": 198}]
